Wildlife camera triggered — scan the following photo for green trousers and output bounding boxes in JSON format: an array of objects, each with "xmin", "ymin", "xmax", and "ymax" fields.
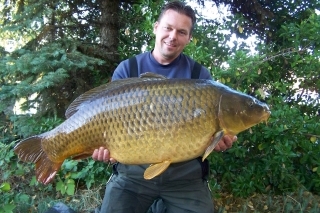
[{"xmin": 99, "ymin": 158, "xmax": 214, "ymax": 213}]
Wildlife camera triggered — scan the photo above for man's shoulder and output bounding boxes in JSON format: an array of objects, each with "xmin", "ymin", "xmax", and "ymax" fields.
[
  {"xmin": 135, "ymin": 52, "xmax": 150, "ymax": 60},
  {"xmin": 180, "ymin": 54, "xmax": 212, "ymax": 80},
  {"xmin": 122, "ymin": 52, "xmax": 150, "ymax": 64},
  {"xmin": 112, "ymin": 52, "xmax": 152, "ymax": 80},
  {"xmin": 180, "ymin": 53, "xmax": 196, "ymax": 63}
]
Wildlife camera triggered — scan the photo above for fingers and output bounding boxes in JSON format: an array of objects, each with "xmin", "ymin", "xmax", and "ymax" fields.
[
  {"xmin": 109, "ymin": 158, "xmax": 117, "ymax": 164},
  {"xmin": 92, "ymin": 147, "xmax": 117, "ymax": 164},
  {"xmin": 101, "ymin": 148, "xmax": 110, "ymax": 162},
  {"xmin": 214, "ymin": 135, "xmax": 237, "ymax": 152}
]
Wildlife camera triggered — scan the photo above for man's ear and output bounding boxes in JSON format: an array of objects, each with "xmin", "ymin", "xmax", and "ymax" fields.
[{"xmin": 153, "ymin": 21, "xmax": 159, "ymax": 34}]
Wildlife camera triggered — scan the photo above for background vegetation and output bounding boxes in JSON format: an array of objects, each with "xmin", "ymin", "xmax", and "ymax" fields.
[{"xmin": 0, "ymin": 0, "xmax": 319, "ymax": 212}]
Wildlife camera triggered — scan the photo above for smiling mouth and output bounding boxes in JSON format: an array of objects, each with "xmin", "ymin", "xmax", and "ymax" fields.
[{"xmin": 164, "ymin": 41, "xmax": 176, "ymax": 47}]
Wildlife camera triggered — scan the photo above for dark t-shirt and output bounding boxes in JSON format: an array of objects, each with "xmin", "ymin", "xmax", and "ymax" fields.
[{"xmin": 112, "ymin": 51, "xmax": 212, "ymax": 80}]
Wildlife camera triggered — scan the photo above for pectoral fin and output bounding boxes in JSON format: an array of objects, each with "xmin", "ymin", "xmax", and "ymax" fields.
[
  {"xmin": 144, "ymin": 161, "xmax": 171, "ymax": 180},
  {"xmin": 202, "ymin": 130, "xmax": 224, "ymax": 161},
  {"xmin": 72, "ymin": 153, "xmax": 93, "ymax": 160}
]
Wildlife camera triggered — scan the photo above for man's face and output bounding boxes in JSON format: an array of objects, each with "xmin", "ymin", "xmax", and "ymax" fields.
[{"xmin": 153, "ymin": 9, "xmax": 192, "ymax": 64}]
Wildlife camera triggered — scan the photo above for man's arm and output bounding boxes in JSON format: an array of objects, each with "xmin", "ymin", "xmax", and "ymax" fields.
[{"xmin": 111, "ymin": 60, "xmax": 131, "ymax": 81}]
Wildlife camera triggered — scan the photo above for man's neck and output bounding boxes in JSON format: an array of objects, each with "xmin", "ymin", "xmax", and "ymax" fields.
[{"xmin": 151, "ymin": 49, "xmax": 179, "ymax": 65}]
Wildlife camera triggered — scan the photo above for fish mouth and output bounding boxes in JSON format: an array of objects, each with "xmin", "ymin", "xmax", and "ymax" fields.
[{"xmin": 261, "ymin": 110, "xmax": 271, "ymax": 123}]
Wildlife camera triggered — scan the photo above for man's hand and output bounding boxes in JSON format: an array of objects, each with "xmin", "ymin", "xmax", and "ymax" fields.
[
  {"xmin": 214, "ymin": 135, "xmax": 237, "ymax": 152},
  {"xmin": 92, "ymin": 147, "xmax": 117, "ymax": 163}
]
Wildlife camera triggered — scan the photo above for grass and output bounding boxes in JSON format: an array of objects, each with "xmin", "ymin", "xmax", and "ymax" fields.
[
  {"xmin": 213, "ymin": 190, "xmax": 320, "ymax": 213},
  {"xmin": 3, "ymin": 173, "xmax": 320, "ymax": 213},
  {"xmin": 32, "ymin": 186, "xmax": 320, "ymax": 213}
]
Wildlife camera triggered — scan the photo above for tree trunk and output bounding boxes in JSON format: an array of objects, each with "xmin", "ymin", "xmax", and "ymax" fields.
[{"xmin": 99, "ymin": 0, "xmax": 120, "ymax": 67}]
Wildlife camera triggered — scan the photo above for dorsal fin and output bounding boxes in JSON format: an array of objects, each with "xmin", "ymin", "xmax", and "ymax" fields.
[
  {"xmin": 65, "ymin": 73, "xmax": 167, "ymax": 119},
  {"xmin": 65, "ymin": 78, "xmax": 143, "ymax": 118},
  {"xmin": 140, "ymin": 72, "xmax": 168, "ymax": 79}
]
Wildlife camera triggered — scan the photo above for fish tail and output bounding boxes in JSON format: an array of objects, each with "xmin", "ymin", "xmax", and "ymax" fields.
[{"xmin": 14, "ymin": 136, "xmax": 62, "ymax": 184}]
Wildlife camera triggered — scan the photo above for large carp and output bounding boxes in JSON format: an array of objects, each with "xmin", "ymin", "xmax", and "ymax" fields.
[{"xmin": 14, "ymin": 73, "xmax": 270, "ymax": 184}]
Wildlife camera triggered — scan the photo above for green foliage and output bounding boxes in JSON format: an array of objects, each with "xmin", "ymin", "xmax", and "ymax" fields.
[
  {"xmin": 0, "ymin": 141, "xmax": 30, "ymax": 212},
  {"xmin": 208, "ymin": 10, "xmax": 319, "ymax": 197},
  {"xmin": 0, "ymin": 41, "xmax": 105, "ymax": 118},
  {"xmin": 56, "ymin": 179, "xmax": 76, "ymax": 196},
  {"xmin": 0, "ymin": 117, "xmax": 111, "ymax": 212},
  {"xmin": 118, "ymin": 0, "xmax": 163, "ymax": 59},
  {"xmin": 9, "ymin": 114, "xmax": 64, "ymax": 138},
  {"xmin": 0, "ymin": 117, "xmax": 62, "ymax": 210},
  {"xmin": 55, "ymin": 158, "xmax": 112, "ymax": 192},
  {"xmin": 0, "ymin": 0, "xmax": 109, "ymax": 119}
]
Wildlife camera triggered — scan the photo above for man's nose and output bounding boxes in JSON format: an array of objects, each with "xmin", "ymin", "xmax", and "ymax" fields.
[{"xmin": 169, "ymin": 30, "xmax": 177, "ymax": 40}]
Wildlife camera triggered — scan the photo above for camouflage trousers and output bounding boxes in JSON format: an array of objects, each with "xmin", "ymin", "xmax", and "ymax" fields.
[{"xmin": 98, "ymin": 158, "xmax": 214, "ymax": 213}]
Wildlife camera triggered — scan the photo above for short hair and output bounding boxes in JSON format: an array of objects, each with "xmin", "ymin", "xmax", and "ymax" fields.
[{"xmin": 158, "ymin": 1, "xmax": 196, "ymax": 34}]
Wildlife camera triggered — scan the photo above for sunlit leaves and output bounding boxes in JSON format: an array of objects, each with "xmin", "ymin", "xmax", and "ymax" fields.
[{"xmin": 209, "ymin": 10, "xmax": 319, "ymax": 197}]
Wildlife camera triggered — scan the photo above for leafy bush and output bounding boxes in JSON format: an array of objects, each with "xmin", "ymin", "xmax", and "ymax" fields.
[
  {"xmin": 0, "ymin": 116, "xmax": 112, "ymax": 212},
  {"xmin": 207, "ymin": 11, "xmax": 320, "ymax": 197}
]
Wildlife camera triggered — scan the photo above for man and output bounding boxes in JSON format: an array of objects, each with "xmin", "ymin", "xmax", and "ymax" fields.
[{"xmin": 93, "ymin": 1, "xmax": 237, "ymax": 213}]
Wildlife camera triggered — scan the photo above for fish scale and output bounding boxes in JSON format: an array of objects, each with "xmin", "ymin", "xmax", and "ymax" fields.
[{"xmin": 14, "ymin": 73, "xmax": 270, "ymax": 184}]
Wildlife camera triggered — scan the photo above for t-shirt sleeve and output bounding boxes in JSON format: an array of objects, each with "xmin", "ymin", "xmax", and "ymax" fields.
[
  {"xmin": 111, "ymin": 60, "xmax": 130, "ymax": 81},
  {"xmin": 199, "ymin": 66, "xmax": 213, "ymax": 80}
]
